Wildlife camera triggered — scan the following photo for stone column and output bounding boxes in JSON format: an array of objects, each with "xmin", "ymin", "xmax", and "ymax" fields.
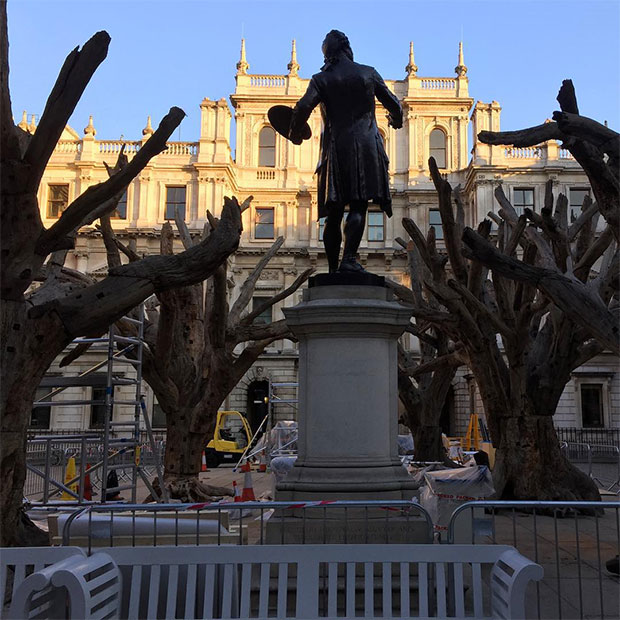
[{"xmin": 276, "ymin": 277, "xmax": 417, "ymax": 501}]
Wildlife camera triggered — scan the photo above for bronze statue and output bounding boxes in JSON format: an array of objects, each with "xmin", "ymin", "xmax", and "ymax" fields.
[{"xmin": 289, "ymin": 30, "xmax": 403, "ymax": 273}]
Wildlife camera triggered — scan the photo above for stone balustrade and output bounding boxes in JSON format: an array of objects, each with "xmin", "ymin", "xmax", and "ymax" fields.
[
  {"xmin": 55, "ymin": 140, "xmax": 82, "ymax": 154},
  {"xmin": 419, "ymin": 78, "xmax": 456, "ymax": 90},
  {"xmin": 98, "ymin": 140, "xmax": 141, "ymax": 155},
  {"xmin": 256, "ymin": 168, "xmax": 276, "ymax": 180},
  {"xmin": 249, "ymin": 75, "xmax": 286, "ymax": 87},
  {"xmin": 504, "ymin": 146, "xmax": 543, "ymax": 159}
]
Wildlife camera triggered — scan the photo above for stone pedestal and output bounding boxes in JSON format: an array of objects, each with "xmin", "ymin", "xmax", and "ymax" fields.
[{"xmin": 275, "ymin": 277, "xmax": 417, "ymax": 503}]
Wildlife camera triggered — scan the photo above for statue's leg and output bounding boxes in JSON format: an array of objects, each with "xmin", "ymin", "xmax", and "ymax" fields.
[
  {"xmin": 323, "ymin": 204, "xmax": 345, "ymax": 273},
  {"xmin": 339, "ymin": 200, "xmax": 368, "ymax": 272}
]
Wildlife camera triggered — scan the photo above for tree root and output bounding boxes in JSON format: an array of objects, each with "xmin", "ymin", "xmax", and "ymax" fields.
[{"xmin": 144, "ymin": 475, "xmax": 234, "ymax": 503}]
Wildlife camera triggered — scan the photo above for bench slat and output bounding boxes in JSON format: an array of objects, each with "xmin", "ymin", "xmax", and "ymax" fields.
[
  {"xmin": 382, "ymin": 562, "xmax": 392, "ymax": 618},
  {"xmin": 364, "ymin": 562, "xmax": 373, "ymax": 618},
  {"xmin": 221, "ymin": 564, "xmax": 234, "ymax": 619},
  {"xmin": 472, "ymin": 563, "xmax": 483, "ymax": 617},
  {"xmin": 453, "ymin": 562, "xmax": 465, "ymax": 617},
  {"xmin": 346, "ymin": 562, "xmax": 355, "ymax": 618},
  {"xmin": 146, "ymin": 565, "xmax": 160, "ymax": 619},
  {"xmin": 419, "ymin": 563, "xmax": 428, "ymax": 617},
  {"xmin": 127, "ymin": 565, "xmax": 142, "ymax": 618},
  {"xmin": 165, "ymin": 564, "xmax": 178, "ymax": 619},
  {"xmin": 202, "ymin": 564, "xmax": 215, "ymax": 619},
  {"xmin": 259, "ymin": 563, "xmax": 270, "ymax": 618},
  {"xmin": 327, "ymin": 562, "xmax": 338, "ymax": 618},
  {"xmin": 436, "ymin": 562, "xmax": 447, "ymax": 617},
  {"xmin": 399, "ymin": 562, "xmax": 410, "ymax": 617},
  {"xmin": 240, "ymin": 563, "xmax": 252, "ymax": 618},
  {"xmin": 184, "ymin": 564, "xmax": 197, "ymax": 619},
  {"xmin": 277, "ymin": 562, "xmax": 289, "ymax": 618}
]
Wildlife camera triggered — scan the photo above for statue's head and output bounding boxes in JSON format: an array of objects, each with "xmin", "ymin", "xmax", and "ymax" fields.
[{"xmin": 321, "ymin": 30, "xmax": 353, "ymax": 65}]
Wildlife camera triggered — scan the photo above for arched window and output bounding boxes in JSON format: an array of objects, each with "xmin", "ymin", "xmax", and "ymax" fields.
[
  {"xmin": 258, "ymin": 127, "xmax": 276, "ymax": 167},
  {"xmin": 429, "ymin": 128, "xmax": 447, "ymax": 169}
]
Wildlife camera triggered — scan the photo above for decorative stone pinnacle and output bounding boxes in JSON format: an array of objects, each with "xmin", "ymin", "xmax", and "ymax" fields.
[
  {"xmin": 142, "ymin": 115, "xmax": 154, "ymax": 136},
  {"xmin": 28, "ymin": 114, "xmax": 37, "ymax": 133},
  {"xmin": 455, "ymin": 41, "xmax": 467, "ymax": 77},
  {"xmin": 287, "ymin": 39, "xmax": 300, "ymax": 76},
  {"xmin": 84, "ymin": 115, "xmax": 96, "ymax": 136},
  {"xmin": 236, "ymin": 38, "xmax": 249, "ymax": 75},
  {"xmin": 405, "ymin": 41, "xmax": 418, "ymax": 76},
  {"xmin": 18, "ymin": 110, "xmax": 28, "ymax": 130}
]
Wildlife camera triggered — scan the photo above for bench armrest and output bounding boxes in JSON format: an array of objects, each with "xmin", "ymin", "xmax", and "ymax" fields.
[
  {"xmin": 9, "ymin": 552, "xmax": 121, "ymax": 620},
  {"xmin": 490, "ymin": 548, "xmax": 544, "ymax": 619}
]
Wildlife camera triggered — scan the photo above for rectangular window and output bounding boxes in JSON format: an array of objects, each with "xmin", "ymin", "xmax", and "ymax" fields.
[
  {"xmin": 151, "ymin": 401, "xmax": 166, "ymax": 428},
  {"xmin": 429, "ymin": 209, "xmax": 444, "ymax": 240},
  {"xmin": 367, "ymin": 211, "xmax": 384, "ymax": 241},
  {"xmin": 30, "ymin": 388, "xmax": 51, "ymax": 429},
  {"xmin": 165, "ymin": 186, "xmax": 186, "ymax": 220},
  {"xmin": 318, "ymin": 217, "xmax": 326, "ymax": 242},
  {"xmin": 90, "ymin": 387, "xmax": 112, "ymax": 428},
  {"xmin": 255, "ymin": 207, "xmax": 275, "ymax": 239},
  {"xmin": 513, "ymin": 188, "xmax": 535, "ymax": 216},
  {"xmin": 111, "ymin": 190, "xmax": 128, "ymax": 219},
  {"xmin": 581, "ymin": 384, "xmax": 604, "ymax": 428},
  {"xmin": 47, "ymin": 184, "xmax": 69, "ymax": 218},
  {"xmin": 569, "ymin": 188, "xmax": 590, "ymax": 221},
  {"xmin": 252, "ymin": 296, "xmax": 273, "ymax": 324}
]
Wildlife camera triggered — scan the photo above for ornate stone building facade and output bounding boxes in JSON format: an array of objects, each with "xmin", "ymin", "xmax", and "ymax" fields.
[{"xmin": 29, "ymin": 41, "xmax": 618, "ymax": 436}]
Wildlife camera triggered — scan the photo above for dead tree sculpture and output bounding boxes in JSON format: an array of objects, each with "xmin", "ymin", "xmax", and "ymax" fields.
[
  {"xmin": 0, "ymin": 11, "xmax": 244, "ymax": 545},
  {"xmin": 87, "ymin": 212, "xmax": 313, "ymax": 502},
  {"xmin": 478, "ymin": 80, "xmax": 619, "ymax": 242},
  {"xmin": 391, "ymin": 236, "xmax": 467, "ymax": 463},
  {"xmin": 391, "ymin": 158, "xmax": 607, "ymax": 501}
]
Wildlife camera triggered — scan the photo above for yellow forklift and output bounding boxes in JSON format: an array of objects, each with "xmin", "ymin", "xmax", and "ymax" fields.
[{"xmin": 204, "ymin": 411, "xmax": 252, "ymax": 468}]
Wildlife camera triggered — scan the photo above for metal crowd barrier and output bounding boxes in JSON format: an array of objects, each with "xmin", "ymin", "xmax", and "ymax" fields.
[
  {"xmin": 561, "ymin": 441, "xmax": 620, "ymax": 493},
  {"xmin": 47, "ymin": 499, "xmax": 434, "ymax": 553},
  {"xmin": 447, "ymin": 500, "xmax": 620, "ymax": 620}
]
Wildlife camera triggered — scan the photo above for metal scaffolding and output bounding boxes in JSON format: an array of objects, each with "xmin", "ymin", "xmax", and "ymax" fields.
[{"xmin": 30, "ymin": 303, "xmax": 168, "ymax": 503}]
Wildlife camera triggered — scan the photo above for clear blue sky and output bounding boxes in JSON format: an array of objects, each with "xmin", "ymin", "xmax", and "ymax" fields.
[{"xmin": 7, "ymin": 0, "xmax": 620, "ymax": 145}]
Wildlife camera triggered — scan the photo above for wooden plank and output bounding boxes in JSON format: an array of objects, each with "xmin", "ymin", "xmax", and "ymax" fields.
[
  {"xmin": 259, "ymin": 563, "xmax": 270, "ymax": 618},
  {"xmin": 202, "ymin": 564, "xmax": 215, "ymax": 619},
  {"xmin": 146, "ymin": 565, "xmax": 160, "ymax": 619},
  {"xmin": 472, "ymin": 563, "xmax": 483, "ymax": 618},
  {"xmin": 399, "ymin": 562, "xmax": 410, "ymax": 618},
  {"xmin": 419, "ymin": 563, "xmax": 428, "ymax": 617},
  {"xmin": 346, "ymin": 563, "xmax": 356, "ymax": 618},
  {"xmin": 364, "ymin": 562, "xmax": 373, "ymax": 618},
  {"xmin": 453, "ymin": 563, "xmax": 465, "ymax": 617},
  {"xmin": 165, "ymin": 564, "xmax": 178, "ymax": 619},
  {"xmin": 127, "ymin": 565, "xmax": 142, "ymax": 618},
  {"xmin": 382, "ymin": 562, "xmax": 392, "ymax": 618},
  {"xmin": 221, "ymin": 564, "xmax": 234, "ymax": 619},
  {"xmin": 239, "ymin": 564, "xmax": 252, "ymax": 618},
  {"xmin": 277, "ymin": 563, "xmax": 289, "ymax": 619},
  {"xmin": 184, "ymin": 564, "xmax": 197, "ymax": 619},
  {"xmin": 296, "ymin": 556, "xmax": 318, "ymax": 619},
  {"xmin": 435, "ymin": 562, "xmax": 447, "ymax": 618},
  {"xmin": 327, "ymin": 562, "xmax": 338, "ymax": 618}
]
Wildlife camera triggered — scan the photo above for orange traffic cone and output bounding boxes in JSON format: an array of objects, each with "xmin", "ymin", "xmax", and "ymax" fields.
[
  {"xmin": 232, "ymin": 480, "xmax": 242, "ymax": 502},
  {"xmin": 240, "ymin": 460, "xmax": 251, "ymax": 473},
  {"xmin": 241, "ymin": 471, "xmax": 256, "ymax": 502},
  {"xmin": 258, "ymin": 450, "xmax": 267, "ymax": 473},
  {"xmin": 83, "ymin": 464, "xmax": 92, "ymax": 501},
  {"xmin": 201, "ymin": 451, "xmax": 208, "ymax": 472}
]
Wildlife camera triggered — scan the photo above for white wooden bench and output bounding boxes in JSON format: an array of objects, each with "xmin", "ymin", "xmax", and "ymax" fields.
[{"xmin": 5, "ymin": 543, "xmax": 542, "ymax": 619}]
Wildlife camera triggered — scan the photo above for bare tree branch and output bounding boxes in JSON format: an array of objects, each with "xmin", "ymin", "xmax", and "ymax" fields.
[{"xmin": 24, "ymin": 31, "xmax": 110, "ymax": 192}]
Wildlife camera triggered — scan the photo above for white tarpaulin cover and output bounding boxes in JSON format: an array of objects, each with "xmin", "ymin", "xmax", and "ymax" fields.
[{"xmin": 420, "ymin": 465, "xmax": 495, "ymax": 531}]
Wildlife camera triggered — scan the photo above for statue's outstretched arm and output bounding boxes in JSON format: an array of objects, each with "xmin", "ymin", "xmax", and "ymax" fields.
[
  {"xmin": 289, "ymin": 78, "xmax": 321, "ymax": 144},
  {"xmin": 373, "ymin": 71, "xmax": 402, "ymax": 129}
]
